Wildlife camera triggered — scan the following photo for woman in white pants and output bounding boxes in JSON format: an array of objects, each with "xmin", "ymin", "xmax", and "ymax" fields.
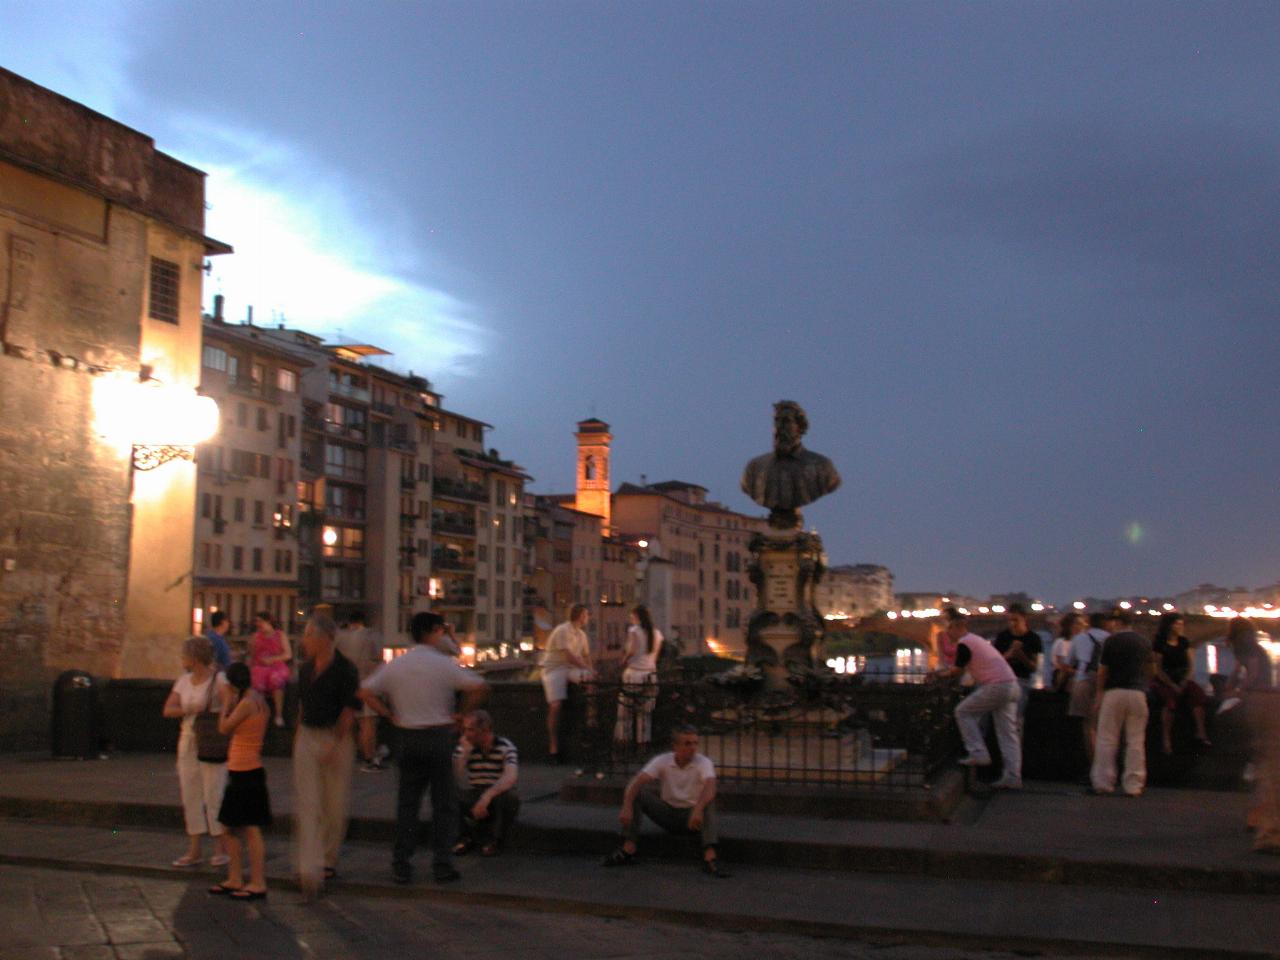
[
  {"xmin": 162, "ymin": 635, "xmax": 230, "ymax": 867},
  {"xmin": 614, "ymin": 605, "xmax": 664, "ymax": 748}
]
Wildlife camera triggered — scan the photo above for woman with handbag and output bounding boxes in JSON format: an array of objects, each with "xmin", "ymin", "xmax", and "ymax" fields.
[
  {"xmin": 211, "ymin": 662, "xmax": 272, "ymax": 899},
  {"xmin": 161, "ymin": 635, "xmax": 229, "ymax": 868}
]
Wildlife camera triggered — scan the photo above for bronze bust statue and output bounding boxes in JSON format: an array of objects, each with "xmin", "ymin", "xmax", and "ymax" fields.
[{"xmin": 741, "ymin": 400, "xmax": 841, "ymax": 529}]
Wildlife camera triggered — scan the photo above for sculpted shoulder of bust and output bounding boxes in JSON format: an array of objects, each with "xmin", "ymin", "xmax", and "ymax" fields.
[{"xmin": 741, "ymin": 400, "xmax": 841, "ymax": 529}]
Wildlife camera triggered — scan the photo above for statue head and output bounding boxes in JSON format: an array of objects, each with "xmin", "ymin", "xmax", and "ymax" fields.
[{"xmin": 773, "ymin": 400, "xmax": 808, "ymax": 456}]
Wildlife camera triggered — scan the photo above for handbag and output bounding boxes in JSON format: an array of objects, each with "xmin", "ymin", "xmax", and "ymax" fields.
[{"xmin": 193, "ymin": 677, "xmax": 229, "ymax": 763}]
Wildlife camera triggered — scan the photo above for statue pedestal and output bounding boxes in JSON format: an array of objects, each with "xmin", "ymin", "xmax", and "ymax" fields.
[{"xmin": 746, "ymin": 531, "xmax": 826, "ymax": 692}]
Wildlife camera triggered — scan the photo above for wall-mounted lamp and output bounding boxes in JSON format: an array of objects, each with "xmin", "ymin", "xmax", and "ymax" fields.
[{"xmin": 93, "ymin": 373, "xmax": 220, "ymax": 471}]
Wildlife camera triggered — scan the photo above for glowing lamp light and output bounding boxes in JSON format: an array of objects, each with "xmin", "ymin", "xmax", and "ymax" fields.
[
  {"xmin": 1163, "ymin": 603, "xmax": 1175, "ymax": 612},
  {"xmin": 94, "ymin": 375, "xmax": 220, "ymax": 470},
  {"xmin": 321, "ymin": 526, "xmax": 339, "ymax": 547},
  {"xmin": 1073, "ymin": 601, "xmax": 1086, "ymax": 610},
  {"xmin": 978, "ymin": 606, "xmax": 990, "ymax": 614},
  {"xmin": 991, "ymin": 605, "xmax": 1006, "ymax": 614},
  {"xmin": 886, "ymin": 611, "xmax": 898, "ymax": 620},
  {"xmin": 1031, "ymin": 603, "xmax": 1045, "ymax": 612},
  {"xmin": 1119, "ymin": 601, "xmax": 1132, "ymax": 610},
  {"xmin": 637, "ymin": 540, "xmax": 648, "ymax": 549}
]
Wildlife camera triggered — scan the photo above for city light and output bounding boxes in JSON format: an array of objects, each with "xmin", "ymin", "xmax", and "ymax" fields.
[
  {"xmin": 1030, "ymin": 603, "xmax": 1045, "ymax": 612},
  {"xmin": 93, "ymin": 374, "xmax": 220, "ymax": 454},
  {"xmin": 637, "ymin": 540, "xmax": 648, "ymax": 548},
  {"xmin": 1163, "ymin": 603, "xmax": 1175, "ymax": 611},
  {"xmin": 322, "ymin": 526, "xmax": 339, "ymax": 547},
  {"xmin": 1203, "ymin": 605, "xmax": 1280, "ymax": 620},
  {"xmin": 1119, "ymin": 601, "xmax": 1132, "ymax": 610},
  {"xmin": 991, "ymin": 605, "xmax": 1006, "ymax": 614},
  {"xmin": 1073, "ymin": 601, "xmax": 1086, "ymax": 610}
]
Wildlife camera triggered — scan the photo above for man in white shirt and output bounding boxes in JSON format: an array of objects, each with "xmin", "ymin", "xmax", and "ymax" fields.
[
  {"xmin": 541, "ymin": 603, "xmax": 593, "ymax": 762},
  {"xmin": 1066, "ymin": 612, "xmax": 1117, "ymax": 763},
  {"xmin": 602, "ymin": 726, "xmax": 727, "ymax": 877},
  {"xmin": 360, "ymin": 612, "xmax": 486, "ymax": 886}
]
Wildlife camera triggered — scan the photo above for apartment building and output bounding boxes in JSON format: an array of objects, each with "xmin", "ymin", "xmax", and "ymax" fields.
[
  {"xmin": 430, "ymin": 409, "xmax": 529, "ymax": 657},
  {"xmin": 193, "ymin": 306, "xmax": 311, "ymax": 635}
]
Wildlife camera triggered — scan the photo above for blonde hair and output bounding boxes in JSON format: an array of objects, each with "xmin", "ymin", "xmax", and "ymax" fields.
[{"xmin": 183, "ymin": 635, "xmax": 214, "ymax": 666}]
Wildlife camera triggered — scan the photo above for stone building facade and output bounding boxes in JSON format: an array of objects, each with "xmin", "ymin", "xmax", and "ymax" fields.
[
  {"xmin": 814, "ymin": 564, "xmax": 894, "ymax": 621},
  {"xmin": 0, "ymin": 69, "xmax": 227, "ymax": 746}
]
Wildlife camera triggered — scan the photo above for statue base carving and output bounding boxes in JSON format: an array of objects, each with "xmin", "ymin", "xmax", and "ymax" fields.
[{"xmin": 745, "ymin": 530, "xmax": 826, "ymax": 692}]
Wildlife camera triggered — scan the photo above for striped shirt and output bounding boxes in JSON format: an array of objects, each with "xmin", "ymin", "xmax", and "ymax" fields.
[{"xmin": 454, "ymin": 736, "xmax": 518, "ymax": 788}]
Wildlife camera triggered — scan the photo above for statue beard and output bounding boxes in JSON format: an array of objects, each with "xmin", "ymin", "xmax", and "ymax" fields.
[{"xmin": 773, "ymin": 428, "xmax": 801, "ymax": 457}]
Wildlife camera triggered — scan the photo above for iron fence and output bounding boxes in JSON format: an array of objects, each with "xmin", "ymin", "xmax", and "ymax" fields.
[{"xmin": 573, "ymin": 670, "xmax": 962, "ymax": 792}]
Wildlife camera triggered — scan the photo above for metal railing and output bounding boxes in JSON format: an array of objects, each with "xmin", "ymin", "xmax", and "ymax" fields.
[
  {"xmin": 573, "ymin": 671, "xmax": 961, "ymax": 793},
  {"xmin": 433, "ymin": 476, "xmax": 488, "ymax": 502}
]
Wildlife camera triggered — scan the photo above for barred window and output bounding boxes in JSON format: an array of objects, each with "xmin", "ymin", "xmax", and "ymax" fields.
[{"xmin": 148, "ymin": 257, "xmax": 180, "ymax": 323}]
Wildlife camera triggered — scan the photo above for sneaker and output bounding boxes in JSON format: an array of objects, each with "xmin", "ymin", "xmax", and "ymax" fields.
[
  {"xmin": 992, "ymin": 777, "xmax": 1023, "ymax": 790},
  {"xmin": 957, "ymin": 754, "xmax": 991, "ymax": 767}
]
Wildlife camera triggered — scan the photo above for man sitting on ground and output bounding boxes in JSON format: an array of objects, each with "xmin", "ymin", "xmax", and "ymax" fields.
[
  {"xmin": 452, "ymin": 710, "xmax": 519, "ymax": 857},
  {"xmin": 603, "ymin": 726, "xmax": 728, "ymax": 877}
]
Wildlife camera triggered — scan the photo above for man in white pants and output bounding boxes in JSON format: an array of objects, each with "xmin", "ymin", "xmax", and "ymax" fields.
[
  {"xmin": 938, "ymin": 607, "xmax": 1023, "ymax": 790},
  {"xmin": 1090, "ymin": 610, "xmax": 1155, "ymax": 797},
  {"xmin": 292, "ymin": 612, "xmax": 359, "ymax": 898},
  {"xmin": 541, "ymin": 604, "xmax": 593, "ymax": 762}
]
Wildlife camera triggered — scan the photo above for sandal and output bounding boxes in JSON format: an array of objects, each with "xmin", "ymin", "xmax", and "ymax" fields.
[
  {"xmin": 452, "ymin": 839, "xmax": 475, "ymax": 856},
  {"xmin": 172, "ymin": 855, "xmax": 203, "ymax": 868},
  {"xmin": 207, "ymin": 883, "xmax": 240, "ymax": 896},
  {"xmin": 701, "ymin": 859, "xmax": 731, "ymax": 878},
  {"xmin": 230, "ymin": 888, "xmax": 267, "ymax": 901},
  {"xmin": 601, "ymin": 847, "xmax": 636, "ymax": 867}
]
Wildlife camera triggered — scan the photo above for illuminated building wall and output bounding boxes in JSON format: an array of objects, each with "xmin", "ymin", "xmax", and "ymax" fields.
[{"xmin": 0, "ymin": 68, "xmax": 227, "ymax": 745}]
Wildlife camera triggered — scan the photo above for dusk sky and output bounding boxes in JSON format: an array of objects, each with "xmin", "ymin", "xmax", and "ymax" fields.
[{"xmin": 5, "ymin": 2, "xmax": 1277, "ymax": 603}]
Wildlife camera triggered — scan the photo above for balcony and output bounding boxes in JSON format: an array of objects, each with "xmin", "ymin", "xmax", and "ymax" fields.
[
  {"xmin": 400, "ymin": 512, "xmax": 418, "ymax": 528},
  {"xmin": 435, "ymin": 589, "xmax": 476, "ymax": 609},
  {"xmin": 324, "ymin": 419, "xmax": 367, "ymax": 443},
  {"xmin": 229, "ymin": 377, "xmax": 280, "ymax": 403},
  {"xmin": 330, "ymin": 381, "xmax": 371, "ymax": 404},
  {"xmin": 433, "ymin": 476, "xmax": 487, "ymax": 503},
  {"xmin": 432, "ymin": 513, "xmax": 476, "ymax": 538},
  {"xmin": 371, "ymin": 399, "xmax": 395, "ymax": 416},
  {"xmin": 400, "ymin": 475, "xmax": 417, "ymax": 491},
  {"xmin": 325, "ymin": 462, "xmax": 366, "ymax": 483},
  {"xmin": 399, "ymin": 546, "xmax": 418, "ymax": 569},
  {"xmin": 431, "ymin": 549, "xmax": 475, "ymax": 572}
]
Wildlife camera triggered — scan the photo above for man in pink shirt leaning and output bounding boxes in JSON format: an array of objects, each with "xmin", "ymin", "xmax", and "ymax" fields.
[{"xmin": 937, "ymin": 607, "xmax": 1023, "ymax": 790}]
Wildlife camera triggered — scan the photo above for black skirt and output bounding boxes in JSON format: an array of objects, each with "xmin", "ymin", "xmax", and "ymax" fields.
[{"xmin": 218, "ymin": 767, "xmax": 272, "ymax": 828}]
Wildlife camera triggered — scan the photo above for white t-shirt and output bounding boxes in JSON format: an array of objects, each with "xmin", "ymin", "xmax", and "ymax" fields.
[
  {"xmin": 641, "ymin": 751, "xmax": 716, "ymax": 809},
  {"xmin": 335, "ymin": 625, "xmax": 382, "ymax": 679},
  {"xmin": 542, "ymin": 621, "xmax": 589, "ymax": 671},
  {"xmin": 623, "ymin": 625, "xmax": 664, "ymax": 674},
  {"xmin": 170, "ymin": 672, "xmax": 226, "ymax": 733},
  {"xmin": 363, "ymin": 644, "xmax": 484, "ymax": 728},
  {"xmin": 1050, "ymin": 637, "xmax": 1072, "ymax": 667}
]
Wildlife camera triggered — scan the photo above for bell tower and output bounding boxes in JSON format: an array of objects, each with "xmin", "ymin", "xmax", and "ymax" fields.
[{"xmin": 574, "ymin": 418, "xmax": 612, "ymax": 534}]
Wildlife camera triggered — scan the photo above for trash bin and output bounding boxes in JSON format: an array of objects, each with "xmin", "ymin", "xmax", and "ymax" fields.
[{"xmin": 51, "ymin": 670, "xmax": 101, "ymax": 759}]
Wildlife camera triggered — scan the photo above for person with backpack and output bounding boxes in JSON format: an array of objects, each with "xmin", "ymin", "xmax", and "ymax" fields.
[{"xmin": 1065, "ymin": 611, "xmax": 1118, "ymax": 763}]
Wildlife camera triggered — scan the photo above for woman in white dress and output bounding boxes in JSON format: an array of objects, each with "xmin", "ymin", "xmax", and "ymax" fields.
[
  {"xmin": 613, "ymin": 605, "xmax": 664, "ymax": 749},
  {"xmin": 161, "ymin": 635, "xmax": 230, "ymax": 868}
]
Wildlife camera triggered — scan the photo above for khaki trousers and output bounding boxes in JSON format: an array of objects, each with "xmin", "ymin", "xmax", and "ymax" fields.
[
  {"xmin": 1246, "ymin": 691, "xmax": 1280, "ymax": 850},
  {"xmin": 1091, "ymin": 688, "xmax": 1149, "ymax": 795},
  {"xmin": 293, "ymin": 724, "xmax": 354, "ymax": 886}
]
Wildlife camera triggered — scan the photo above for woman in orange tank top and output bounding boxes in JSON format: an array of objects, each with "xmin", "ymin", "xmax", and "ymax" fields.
[{"xmin": 211, "ymin": 662, "xmax": 272, "ymax": 900}]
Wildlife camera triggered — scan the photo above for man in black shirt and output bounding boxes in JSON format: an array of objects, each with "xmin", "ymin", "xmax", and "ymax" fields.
[
  {"xmin": 293, "ymin": 612, "xmax": 360, "ymax": 897},
  {"xmin": 1089, "ymin": 611, "xmax": 1155, "ymax": 797},
  {"xmin": 992, "ymin": 603, "xmax": 1043, "ymax": 731}
]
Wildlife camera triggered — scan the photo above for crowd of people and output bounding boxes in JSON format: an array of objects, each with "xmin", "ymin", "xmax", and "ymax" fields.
[
  {"xmin": 934, "ymin": 604, "xmax": 1278, "ymax": 852},
  {"xmin": 166, "ymin": 602, "xmax": 714, "ymax": 900},
  {"xmin": 163, "ymin": 598, "xmax": 1277, "ymax": 903}
]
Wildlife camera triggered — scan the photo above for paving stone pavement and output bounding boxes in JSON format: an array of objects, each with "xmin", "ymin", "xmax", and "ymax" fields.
[{"xmin": 0, "ymin": 862, "xmax": 1116, "ymax": 960}]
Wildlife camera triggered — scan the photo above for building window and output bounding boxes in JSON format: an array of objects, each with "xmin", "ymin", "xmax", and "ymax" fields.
[
  {"xmin": 477, "ymin": 613, "xmax": 488, "ymax": 631},
  {"xmin": 234, "ymin": 498, "xmax": 245, "ymax": 522},
  {"xmin": 232, "ymin": 547, "xmax": 243, "ymax": 571},
  {"xmin": 148, "ymin": 257, "xmax": 180, "ymax": 323},
  {"xmin": 277, "ymin": 369, "xmax": 298, "ymax": 392},
  {"xmin": 252, "ymin": 549, "xmax": 263, "ymax": 572},
  {"xmin": 254, "ymin": 501, "xmax": 265, "ymax": 525},
  {"xmin": 202, "ymin": 346, "xmax": 227, "ymax": 371}
]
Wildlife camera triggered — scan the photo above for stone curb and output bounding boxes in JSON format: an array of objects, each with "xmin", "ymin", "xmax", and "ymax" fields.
[
  {"xmin": 0, "ymin": 848, "xmax": 1273, "ymax": 960},
  {"xmin": 3, "ymin": 794, "xmax": 1279, "ymax": 897}
]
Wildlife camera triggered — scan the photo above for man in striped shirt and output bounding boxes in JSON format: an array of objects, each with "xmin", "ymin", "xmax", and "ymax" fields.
[{"xmin": 451, "ymin": 710, "xmax": 519, "ymax": 856}]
